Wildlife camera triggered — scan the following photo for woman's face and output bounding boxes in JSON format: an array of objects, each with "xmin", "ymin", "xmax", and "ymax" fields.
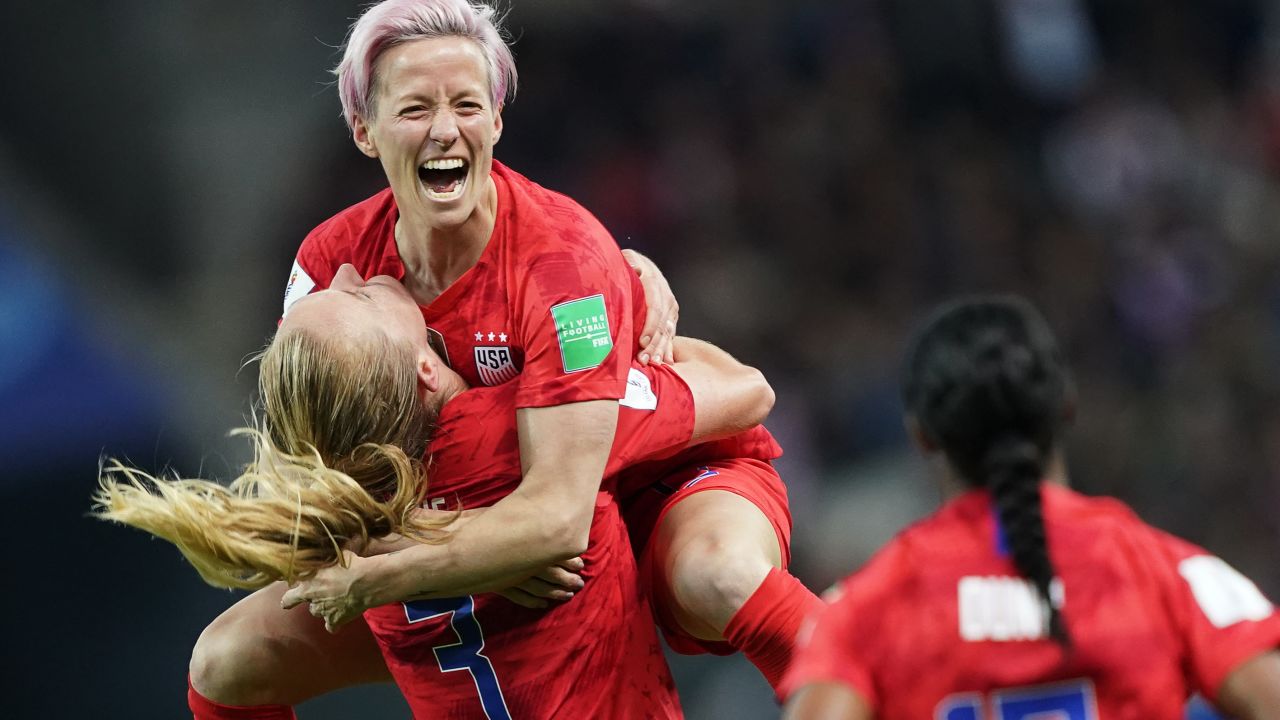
[
  {"xmin": 354, "ymin": 36, "xmax": 503, "ymax": 232},
  {"xmin": 281, "ymin": 264, "xmax": 427, "ymax": 349}
]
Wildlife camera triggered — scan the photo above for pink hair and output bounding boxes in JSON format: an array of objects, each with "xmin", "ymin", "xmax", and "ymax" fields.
[{"xmin": 335, "ymin": 0, "xmax": 517, "ymax": 130}]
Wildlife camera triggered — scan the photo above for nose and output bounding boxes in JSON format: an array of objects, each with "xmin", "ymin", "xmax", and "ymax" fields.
[
  {"xmin": 331, "ymin": 263, "xmax": 364, "ymax": 290},
  {"xmin": 429, "ymin": 109, "xmax": 459, "ymax": 148}
]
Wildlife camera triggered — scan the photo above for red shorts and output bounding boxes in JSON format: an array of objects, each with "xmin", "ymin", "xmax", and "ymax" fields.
[{"xmin": 621, "ymin": 457, "xmax": 793, "ymax": 655}]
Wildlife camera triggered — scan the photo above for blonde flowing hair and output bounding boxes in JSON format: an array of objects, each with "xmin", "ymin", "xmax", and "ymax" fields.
[{"xmin": 93, "ymin": 329, "xmax": 449, "ymax": 590}]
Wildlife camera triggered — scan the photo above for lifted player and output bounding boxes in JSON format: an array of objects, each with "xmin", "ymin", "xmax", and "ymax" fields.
[{"xmin": 100, "ymin": 267, "xmax": 781, "ymax": 718}]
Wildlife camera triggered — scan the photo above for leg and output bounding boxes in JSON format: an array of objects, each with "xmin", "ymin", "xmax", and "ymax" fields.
[
  {"xmin": 189, "ymin": 581, "xmax": 391, "ymax": 714},
  {"xmin": 642, "ymin": 460, "xmax": 823, "ymax": 692},
  {"xmin": 657, "ymin": 489, "xmax": 782, "ymax": 640}
]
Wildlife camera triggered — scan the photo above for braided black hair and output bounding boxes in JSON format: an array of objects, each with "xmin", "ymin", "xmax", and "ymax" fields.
[{"xmin": 902, "ymin": 296, "xmax": 1072, "ymax": 645}]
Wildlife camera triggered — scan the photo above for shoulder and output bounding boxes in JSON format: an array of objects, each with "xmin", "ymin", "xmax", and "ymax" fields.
[
  {"xmin": 299, "ymin": 188, "xmax": 396, "ymax": 260},
  {"xmin": 1044, "ymin": 483, "xmax": 1141, "ymax": 524},
  {"xmin": 1043, "ymin": 484, "xmax": 1171, "ymax": 551},
  {"xmin": 835, "ymin": 534, "xmax": 921, "ymax": 609},
  {"xmin": 494, "ymin": 161, "xmax": 618, "ymax": 254}
]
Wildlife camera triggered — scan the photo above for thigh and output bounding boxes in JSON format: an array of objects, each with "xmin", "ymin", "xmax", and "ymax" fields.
[{"xmin": 192, "ymin": 581, "xmax": 391, "ymax": 706}]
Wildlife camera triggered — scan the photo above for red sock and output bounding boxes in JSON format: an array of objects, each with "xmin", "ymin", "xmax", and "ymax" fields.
[
  {"xmin": 188, "ymin": 678, "xmax": 297, "ymax": 720},
  {"xmin": 722, "ymin": 567, "xmax": 823, "ymax": 695}
]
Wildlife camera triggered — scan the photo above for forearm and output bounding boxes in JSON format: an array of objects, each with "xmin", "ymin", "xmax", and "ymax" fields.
[
  {"xmin": 355, "ymin": 482, "xmax": 591, "ymax": 606},
  {"xmin": 671, "ymin": 336, "xmax": 776, "ymax": 441},
  {"xmin": 1219, "ymin": 650, "xmax": 1280, "ymax": 720}
]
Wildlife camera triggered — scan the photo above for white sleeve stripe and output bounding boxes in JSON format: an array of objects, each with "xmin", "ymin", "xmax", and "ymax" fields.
[
  {"xmin": 619, "ymin": 367, "xmax": 658, "ymax": 410},
  {"xmin": 282, "ymin": 260, "xmax": 317, "ymax": 316},
  {"xmin": 1178, "ymin": 555, "xmax": 1273, "ymax": 628}
]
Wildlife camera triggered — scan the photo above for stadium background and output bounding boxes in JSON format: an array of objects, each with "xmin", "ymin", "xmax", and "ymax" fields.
[{"xmin": 3, "ymin": 0, "xmax": 1278, "ymax": 717}]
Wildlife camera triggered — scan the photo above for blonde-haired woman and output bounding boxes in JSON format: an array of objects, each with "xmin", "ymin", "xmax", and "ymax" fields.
[{"xmin": 98, "ymin": 266, "xmax": 776, "ymax": 718}]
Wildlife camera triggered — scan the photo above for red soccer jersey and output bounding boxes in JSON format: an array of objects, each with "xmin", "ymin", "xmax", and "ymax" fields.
[
  {"xmin": 783, "ymin": 484, "xmax": 1280, "ymax": 719},
  {"xmin": 285, "ymin": 160, "xmax": 644, "ymax": 408},
  {"xmin": 362, "ymin": 362, "xmax": 694, "ymax": 719}
]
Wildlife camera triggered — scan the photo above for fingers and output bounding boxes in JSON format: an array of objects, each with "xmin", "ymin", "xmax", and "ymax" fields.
[
  {"xmin": 641, "ymin": 310, "xmax": 679, "ymax": 365},
  {"xmin": 517, "ymin": 577, "xmax": 576, "ymax": 601},
  {"xmin": 621, "ymin": 248, "xmax": 644, "ymax": 275},
  {"xmin": 280, "ymin": 586, "xmax": 305, "ymax": 610},
  {"xmin": 639, "ymin": 313, "xmax": 662, "ymax": 366},
  {"xmin": 325, "ymin": 613, "xmax": 355, "ymax": 634},
  {"xmin": 625, "ymin": 248, "xmax": 680, "ymax": 365},
  {"xmin": 497, "ymin": 587, "xmax": 550, "ymax": 609},
  {"xmin": 535, "ymin": 565, "xmax": 585, "ymax": 592}
]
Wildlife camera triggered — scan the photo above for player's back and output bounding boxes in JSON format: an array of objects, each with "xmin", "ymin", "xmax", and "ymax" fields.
[
  {"xmin": 796, "ymin": 483, "xmax": 1280, "ymax": 719},
  {"xmin": 361, "ymin": 365, "xmax": 691, "ymax": 719}
]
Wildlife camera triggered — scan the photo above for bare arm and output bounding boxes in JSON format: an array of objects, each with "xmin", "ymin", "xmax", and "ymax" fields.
[
  {"xmin": 282, "ymin": 399, "xmax": 617, "ymax": 627},
  {"xmin": 669, "ymin": 336, "xmax": 776, "ymax": 443},
  {"xmin": 782, "ymin": 683, "xmax": 874, "ymax": 720},
  {"xmin": 1218, "ymin": 650, "xmax": 1280, "ymax": 720}
]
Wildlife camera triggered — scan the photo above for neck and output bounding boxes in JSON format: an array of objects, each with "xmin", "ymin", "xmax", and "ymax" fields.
[
  {"xmin": 435, "ymin": 368, "xmax": 471, "ymax": 409},
  {"xmin": 395, "ymin": 176, "xmax": 498, "ymax": 304},
  {"xmin": 938, "ymin": 448, "xmax": 1070, "ymax": 502}
]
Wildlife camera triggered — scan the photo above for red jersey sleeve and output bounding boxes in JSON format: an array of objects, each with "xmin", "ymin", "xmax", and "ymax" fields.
[
  {"xmin": 1140, "ymin": 527, "xmax": 1280, "ymax": 701},
  {"xmin": 282, "ymin": 189, "xmax": 400, "ymax": 316},
  {"xmin": 604, "ymin": 365, "xmax": 697, "ymax": 476},
  {"xmin": 782, "ymin": 544, "xmax": 911, "ymax": 707},
  {"xmin": 509, "ymin": 208, "xmax": 637, "ymax": 409}
]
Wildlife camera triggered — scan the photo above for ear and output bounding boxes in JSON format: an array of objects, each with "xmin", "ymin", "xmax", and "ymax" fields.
[
  {"xmin": 904, "ymin": 416, "xmax": 938, "ymax": 455},
  {"xmin": 352, "ymin": 114, "xmax": 380, "ymax": 158},
  {"xmin": 416, "ymin": 347, "xmax": 442, "ymax": 397},
  {"xmin": 492, "ymin": 105, "xmax": 503, "ymax": 145}
]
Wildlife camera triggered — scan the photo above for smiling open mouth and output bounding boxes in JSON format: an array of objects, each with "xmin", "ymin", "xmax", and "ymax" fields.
[{"xmin": 419, "ymin": 158, "xmax": 468, "ymax": 200}]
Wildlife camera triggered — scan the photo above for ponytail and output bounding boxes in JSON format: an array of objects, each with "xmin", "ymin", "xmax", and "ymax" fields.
[{"xmin": 984, "ymin": 436, "xmax": 1067, "ymax": 644}]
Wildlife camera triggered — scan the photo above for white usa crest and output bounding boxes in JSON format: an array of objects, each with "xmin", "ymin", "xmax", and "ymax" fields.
[{"xmin": 474, "ymin": 346, "xmax": 518, "ymax": 385}]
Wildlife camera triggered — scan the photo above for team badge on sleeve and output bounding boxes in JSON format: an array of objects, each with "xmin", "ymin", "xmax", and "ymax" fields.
[
  {"xmin": 282, "ymin": 260, "xmax": 316, "ymax": 316},
  {"xmin": 475, "ymin": 346, "xmax": 518, "ymax": 385},
  {"xmin": 551, "ymin": 294, "xmax": 613, "ymax": 373}
]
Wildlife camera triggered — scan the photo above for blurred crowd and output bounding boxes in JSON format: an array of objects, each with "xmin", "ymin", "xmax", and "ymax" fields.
[
  {"xmin": 4, "ymin": 0, "xmax": 1280, "ymax": 717},
  {"xmin": 509, "ymin": 0, "xmax": 1280, "ymax": 597}
]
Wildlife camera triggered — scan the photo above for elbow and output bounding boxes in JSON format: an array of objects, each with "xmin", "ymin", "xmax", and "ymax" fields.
[{"xmin": 744, "ymin": 367, "xmax": 776, "ymax": 427}]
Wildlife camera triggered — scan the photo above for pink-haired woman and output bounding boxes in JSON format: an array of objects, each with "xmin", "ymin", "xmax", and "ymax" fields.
[{"xmin": 183, "ymin": 1, "xmax": 818, "ymax": 717}]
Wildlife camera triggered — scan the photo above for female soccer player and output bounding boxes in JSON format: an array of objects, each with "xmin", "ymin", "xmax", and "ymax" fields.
[
  {"xmin": 782, "ymin": 296, "xmax": 1280, "ymax": 719},
  {"xmin": 98, "ymin": 267, "xmax": 780, "ymax": 718},
  {"xmin": 182, "ymin": 1, "xmax": 817, "ymax": 717}
]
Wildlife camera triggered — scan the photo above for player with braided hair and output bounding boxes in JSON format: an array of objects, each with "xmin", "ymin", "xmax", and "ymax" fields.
[
  {"xmin": 906, "ymin": 299, "xmax": 1074, "ymax": 647},
  {"xmin": 783, "ymin": 295, "xmax": 1280, "ymax": 719}
]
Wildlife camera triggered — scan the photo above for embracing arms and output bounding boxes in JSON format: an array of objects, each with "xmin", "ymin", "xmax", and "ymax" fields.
[{"xmin": 282, "ymin": 399, "xmax": 617, "ymax": 628}]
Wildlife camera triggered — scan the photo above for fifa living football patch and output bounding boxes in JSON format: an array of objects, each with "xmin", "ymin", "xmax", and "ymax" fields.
[{"xmin": 552, "ymin": 294, "xmax": 612, "ymax": 373}]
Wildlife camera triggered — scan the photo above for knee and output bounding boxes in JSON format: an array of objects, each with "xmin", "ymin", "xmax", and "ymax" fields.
[
  {"xmin": 669, "ymin": 532, "xmax": 774, "ymax": 631},
  {"xmin": 189, "ymin": 615, "xmax": 274, "ymax": 705}
]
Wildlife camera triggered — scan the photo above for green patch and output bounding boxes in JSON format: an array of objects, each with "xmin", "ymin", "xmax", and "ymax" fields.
[{"xmin": 552, "ymin": 294, "xmax": 613, "ymax": 373}]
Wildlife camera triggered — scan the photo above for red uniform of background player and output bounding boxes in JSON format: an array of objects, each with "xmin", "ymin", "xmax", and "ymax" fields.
[
  {"xmin": 785, "ymin": 485, "xmax": 1280, "ymax": 718},
  {"xmin": 782, "ymin": 296, "xmax": 1280, "ymax": 720}
]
